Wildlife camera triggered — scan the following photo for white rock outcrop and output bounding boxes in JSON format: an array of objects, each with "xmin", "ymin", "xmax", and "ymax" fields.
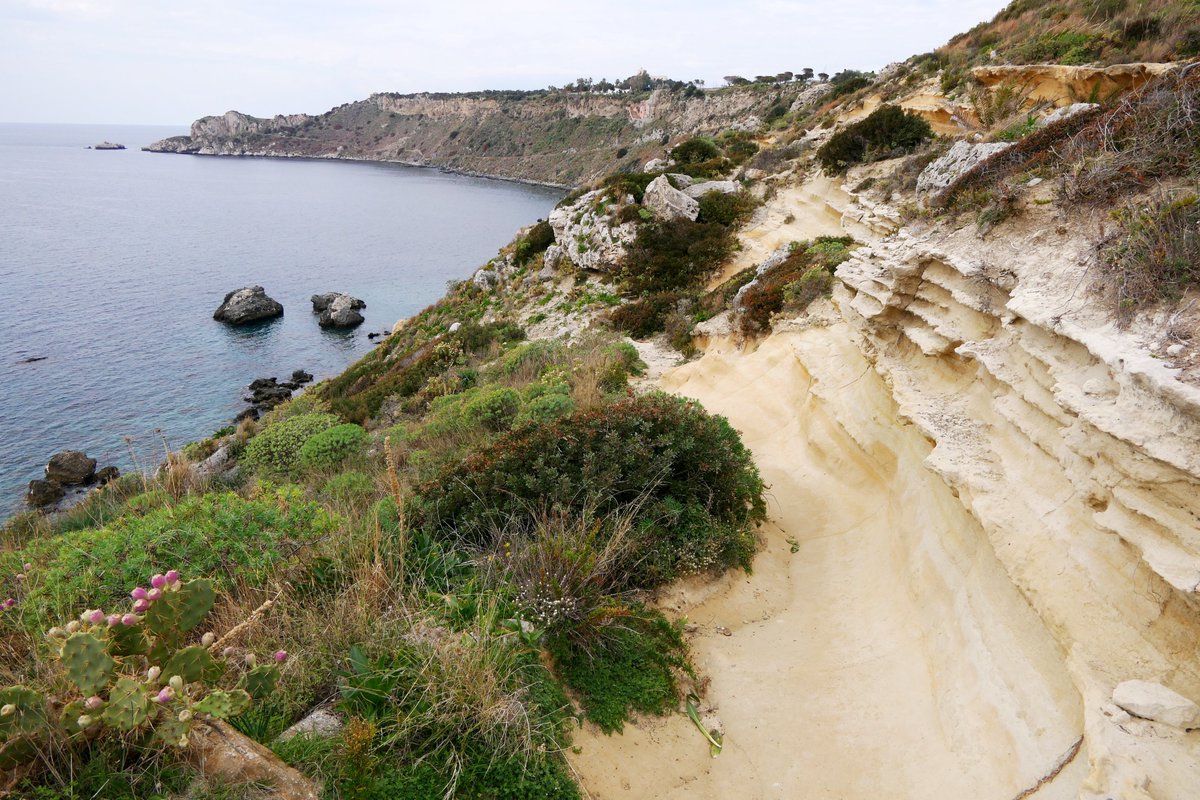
[
  {"xmin": 547, "ymin": 190, "xmax": 639, "ymax": 272},
  {"xmin": 684, "ymin": 179, "xmax": 740, "ymax": 199},
  {"xmin": 1112, "ymin": 681, "xmax": 1200, "ymax": 729},
  {"xmin": 643, "ymin": 175, "xmax": 699, "ymax": 221},
  {"xmin": 916, "ymin": 140, "xmax": 1012, "ymax": 205}
]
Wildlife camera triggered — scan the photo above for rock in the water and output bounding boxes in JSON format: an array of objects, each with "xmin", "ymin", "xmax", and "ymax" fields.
[
  {"xmin": 1113, "ymin": 680, "xmax": 1200, "ymax": 729},
  {"xmin": 684, "ymin": 180, "xmax": 740, "ymax": 199},
  {"xmin": 46, "ymin": 451, "xmax": 96, "ymax": 485},
  {"xmin": 94, "ymin": 466, "xmax": 120, "ymax": 485},
  {"xmin": 916, "ymin": 141, "xmax": 1012, "ymax": 206},
  {"xmin": 312, "ymin": 293, "xmax": 365, "ymax": 328},
  {"xmin": 26, "ymin": 479, "xmax": 64, "ymax": 507},
  {"xmin": 246, "ymin": 377, "xmax": 293, "ymax": 409},
  {"xmin": 234, "ymin": 407, "xmax": 260, "ymax": 423},
  {"xmin": 213, "ymin": 286, "xmax": 284, "ymax": 325},
  {"xmin": 291, "ymin": 369, "xmax": 314, "ymax": 384},
  {"xmin": 92, "ymin": 141, "xmax": 126, "ymax": 150},
  {"xmin": 643, "ymin": 175, "xmax": 700, "ymax": 221}
]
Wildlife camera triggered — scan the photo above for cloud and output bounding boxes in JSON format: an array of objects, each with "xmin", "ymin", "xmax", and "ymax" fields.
[{"xmin": 0, "ymin": 0, "xmax": 1009, "ymax": 124}]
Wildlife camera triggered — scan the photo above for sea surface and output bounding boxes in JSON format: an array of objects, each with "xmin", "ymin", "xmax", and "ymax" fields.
[{"xmin": 0, "ymin": 123, "xmax": 562, "ymax": 518}]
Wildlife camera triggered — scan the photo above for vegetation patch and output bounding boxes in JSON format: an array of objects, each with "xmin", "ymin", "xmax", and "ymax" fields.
[
  {"xmin": 817, "ymin": 105, "xmax": 933, "ymax": 174},
  {"xmin": 739, "ymin": 237, "xmax": 856, "ymax": 336},
  {"xmin": 619, "ymin": 219, "xmax": 735, "ymax": 294},
  {"xmin": 1102, "ymin": 193, "xmax": 1200, "ymax": 324}
]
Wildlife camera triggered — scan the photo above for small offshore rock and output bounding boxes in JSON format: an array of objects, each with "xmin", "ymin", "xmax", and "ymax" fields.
[
  {"xmin": 213, "ymin": 286, "xmax": 283, "ymax": 325},
  {"xmin": 234, "ymin": 408, "xmax": 260, "ymax": 423},
  {"xmin": 27, "ymin": 479, "xmax": 64, "ymax": 507},
  {"xmin": 291, "ymin": 369, "xmax": 313, "ymax": 384},
  {"xmin": 93, "ymin": 466, "xmax": 120, "ymax": 485},
  {"xmin": 246, "ymin": 378, "xmax": 293, "ymax": 409},
  {"xmin": 46, "ymin": 451, "xmax": 96, "ymax": 485},
  {"xmin": 644, "ymin": 175, "xmax": 700, "ymax": 222},
  {"xmin": 92, "ymin": 141, "xmax": 126, "ymax": 150},
  {"xmin": 1113, "ymin": 680, "xmax": 1200, "ymax": 729},
  {"xmin": 313, "ymin": 293, "xmax": 366, "ymax": 328}
]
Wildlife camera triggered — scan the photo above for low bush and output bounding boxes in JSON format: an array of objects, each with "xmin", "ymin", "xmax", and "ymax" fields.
[
  {"xmin": 515, "ymin": 392, "xmax": 575, "ymax": 426},
  {"xmin": 697, "ymin": 190, "xmax": 759, "ymax": 226},
  {"xmin": 464, "ymin": 386, "xmax": 523, "ymax": 432},
  {"xmin": 242, "ymin": 413, "xmax": 341, "ymax": 475},
  {"xmin": 620, "ymin": 219, "xmax": 734, "ymax": 294},
  {"xmin": 739, "ymin": 237, "xmax": 855, "ymax": 336},
  {"xmin": 607, "ymin": 291, "xmax": 686, "ymax": 338},
  {"xmin": 8, "ymin": 487, "xmax": 336, "ymax": 627},
  {"xmin": 817, "ymin": 105, "xmax": 933, "ymax": 174},
  {"xmin": 670, "ymin": 137, "xmax": 720, "ymax": 165},
  {"xmin": 548, "ymin": 611, "xmax": 690, "ymax": 734},
  {"xmin": 1102, "ymin": 193, "xmax": 1200, "ymax": 324},
  {"xmin": 408, "ymin": 393, "xmax": 765, "ymax": 588},
  {"xmin": 297, "ymin": 423, "xmax": 368, "ymax": 472},
  {"xmin": 512, "ymin": 220, "xmax": 555, "ymax": 265},
  {"xmin": 319, "ymin": 470, "xmax": 377, "ymax": 506}
]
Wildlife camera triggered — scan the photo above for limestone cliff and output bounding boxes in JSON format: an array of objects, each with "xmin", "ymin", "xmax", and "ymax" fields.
[{"xmin": 144, "ymin": 86, "xmax": 803, "ymax": 186}]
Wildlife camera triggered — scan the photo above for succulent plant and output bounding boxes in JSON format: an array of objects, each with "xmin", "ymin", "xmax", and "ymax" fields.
[
  {"xmin": 0, "ymin": 687, "xmax": 48, "ymax": 738},
  {"xmin": 100, "ymin": 677, "xmax": 151, "ymax": 731},
  {"xmin": 237, "ymin": 665, "xmax": 280, "ymax": 700},
  {"xmin": 60, "ymin": 632, "xmax": 117, "ymax": 695},
  {"xmin": 194, "ymin": 689, "xmax": 250, "ymax": 719},
  {"xmin": 163, "ymin": 645, "xmax": 223, "ymax": 684}
]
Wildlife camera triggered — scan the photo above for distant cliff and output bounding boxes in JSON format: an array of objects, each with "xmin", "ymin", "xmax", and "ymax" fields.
[{"xmin": 144, "ymin": 86, "xmax": 808, "ymax": 186}]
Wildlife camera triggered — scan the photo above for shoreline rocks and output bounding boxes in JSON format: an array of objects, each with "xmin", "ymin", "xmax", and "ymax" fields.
[
  {"xmin": 214, "ymin": 286, "xmax": 284, "ymax": 325},
  {"xmin": 46, "ymin": 451, "xmax": 96, "ymax": 485},
  {"xmin": 25, "ymin": 451, "xmax": 119, "ymax": 510},
  {"xmin": 311, "ymin": 292, "xmax": 366, "ymax": 328},
  {"xmin": 91, "ymin": 142, "xmax": 126, "ymax": 150}
]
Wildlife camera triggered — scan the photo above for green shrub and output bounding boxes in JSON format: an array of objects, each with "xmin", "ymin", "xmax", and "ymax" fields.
[
  {"xmin": 601, "ymin": 172, "xmax": 658, "ymax": 204},
  {"xmin": 549, "ymin": 611, "xmax": 690, "ymax": 734},
  {"xmin": 670, "ymin": 137, "xmax": 720, "ymax": 165},
  {"xmin": 607, "ymin": 292, "xmax": 686, "ymax": 338},
  {"xmin": 512, "ymin": 220, "xmax": 555, "ymax": 265},
  {"xmin": 740, "ymin": 237, "xmax": 855, "ymax": 336},
  {"xmin": 1102, "ymin": 193, "xmax": 1200, "ymax": 324},
  {"xmin": 297, "ymin": 423, "xmax": 368, "ymax": 471},
  {"xmin": 817, "ymin": 105, "xmax": 933, "ymax": 174},
  {"xmin": 242, "ymin": 413, "xmax": 341, "ymax": 474},
  {"xmin": 9, "ymin": 487, "xmax": 336, "ymax": 627},
  {"xmin": 320, "ymin": 471, "xmax": 377, "ymax": 505},
  {"xmin": 697, "ymin": 190, "xmax": 758, "ymax": 226},
  {"xmin": 408, "ymin": 393, "xmax": 765, "ymax": 588},
  {"xmin": 516, "ymin": 392, "xmax": 575, "ymax": 426},
  {"xmin": 464, "ymin": 387, "xmax": 523, "ymax": 432},
  {"xmin": 620, "ymin": 219, "xmax": 734, "ymax": 293},
  {"xmin": 827, "ymin": 70, "xmax": 873, "ymax": 99}
]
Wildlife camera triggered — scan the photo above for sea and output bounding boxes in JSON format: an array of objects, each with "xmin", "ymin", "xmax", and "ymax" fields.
[{"xmin": 0, "ymin": 123, "xmax": 563, "ymax": 519}]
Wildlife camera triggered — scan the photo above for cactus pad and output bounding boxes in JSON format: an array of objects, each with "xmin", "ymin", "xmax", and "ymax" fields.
[
  {"xmin": 144, "ymin": 579, "xmax": 216, "ymax": 641},
  {"xmin": 100, "ymin": 677, "xmax": 150, "ymax": 731},
  {"xmin": 60, "ymin": 632, "xmax": 116, "ymax": 695},
  {"xmin": 0, "ymin": 737, "xmax": 38, "ymax": 770},
  {"xmin": 152, "ymin": 714, "xmax": 190, "ymax": 747},
  {"xmin": 237, "ymin": 665, "xmax": 280, "ymax": 700},
  {"xmin": 107, "ymin": 621, "xmax": 148, "ymax": 657},
  {"xmin": 0, "ymin": 686, "xmax": 48, "ymax": 738},
  {"xmin": 194, "ymin": 689, "xmax": 250, "ymax": 719},
  {"xmin": 163, "ymin": 645, "xmax": 222, "ymax": 684}
]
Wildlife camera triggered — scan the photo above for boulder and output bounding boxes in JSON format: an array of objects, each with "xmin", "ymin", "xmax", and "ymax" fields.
[
  {"xmin": 26, "ymin": 479, "xmax": 64, "ymax": 507},
  {"xmin": 291, "ymin": 369, "xmax": 314, "ymax": 384},
  {"xmin": 315, "ymin": 293, "xmax": 365, "ymax": 328},
  {"xmin": 1039, "ymin": 102, "xmax": 1099, "ymax": 127},
  {"xmin": 643, "ymin": 175, "xmax": 700, "ymax": 222},
  {"xmin": 916, "ymin": 141, "xmax": 1013, "ymax": 206},
  {"xmin": 666, "ymin": 173, "xmax": 695, "ymax": 188},
  {"xmin": 644, "ymin": 157, "xmax": 672, "ymax": 172},
  {"xmin": 45, "ymin": 451, "xmax": 96, "ymax": 484},
  {"xmin": 245, "ymin": 377, "xmax": 293, "ymax": 409},
  {"xmin": 94, "ymin": 466, "xmax": 120, "ymax": 485},
  {"xmin": 1113, "ymin": 680, "xmax": 1200, "ymax": 729},
  {"xmin": 472, "ymin": 270, "xmax": 499, "ymax": 290},
  {"xmin": 277, "ymin": 707, "xmax": 343, "ymax": 742},
  {"xmin": 213, "ymin": 286, "xmax": 283, "ymax": 325},
  {"xmin": 548, "ymin": 189, "xmax": 640, "ymax": 272},
  {"xmin": 684, "ymin": 180, "xmax": 740, "ymax": 199}
]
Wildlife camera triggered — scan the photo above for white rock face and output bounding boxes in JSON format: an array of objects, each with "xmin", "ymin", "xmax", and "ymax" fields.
[
  {"xmin": 547, "ymin": 190, "xmax": 639, "ymax": 272},
  {"xmin": 1039, "ymin": 102, "xmax": 1099, "ymax": 127},
  {"xmin": 916, "ymin": 140, "xmax": 1012, "ymax": 205},
  {"xmin": 643, "ymin": 175, "xmax": 699, "ymax": 221},
  {"xmin": 644, "ymin": 158, "xmax": 672, "ymax": 172},
  {"xmin": 1113, "ymin": 681, "xmax": 1200, "ymax": 729},
  {"xmin": 685, "ymin": 180, "xmax": 740, "ymax": 199},
  {"xmin": 277, "ymin": 708, "xmax": 343, "ymax": 742}
]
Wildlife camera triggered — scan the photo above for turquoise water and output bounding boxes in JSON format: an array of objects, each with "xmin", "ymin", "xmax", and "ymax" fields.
[{"xmin": 0, "ymin": 123, "xmax": 562, "ymax": 517}]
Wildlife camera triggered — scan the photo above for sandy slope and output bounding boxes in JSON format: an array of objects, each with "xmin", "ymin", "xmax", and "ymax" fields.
[{"xmin": 569, "ymin": 327, "xmax": 1085, "ymax": 799}]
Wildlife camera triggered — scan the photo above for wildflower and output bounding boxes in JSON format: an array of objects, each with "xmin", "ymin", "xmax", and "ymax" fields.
[
  {"xmin": 146, "ymin": 588, "xmax": 163, "ymax": 602},
  {"xmin": 244, "ymin": 653, "xmax": 256, "ymax": 667},
  {"xmin": 222, "ymin": 647, "xmax": 237, "ymax": 659},
  {"xmin": 130, "ymin": 587, "xmax": 148, "ymax": 601},
  {"xmin": 46, "ymin": 627, "xmax": 64, "ymax": 638},
  {"xmin": 3, "ymin": 599, "xmax": 15, "ymax": 610},
  {"xmin": 121, "ymin": 613, "xmax": 139, "ymax": 626},
  {"xmin": 133, "ymin": 599, "xmax": 150, "ymax": 613},
  {"xmin": 201, "ymin": 632, "xmax": 215, "ymax": 647},
  {"xmin": 23, "ymin": 563, "xmax": 31, "ymax": 572},
  {"xmin": 65, "ymin": 621, "xmax": 80, "ymax": 633},
  {"xmin": 150, "ymin": 574, "xmax": 167, "ymax": 589},
  {"xmin": 14, "ymin": 574, "xmax": 24, "ymax": 582},
  {"xmin": 274, "ymin": 650, "xmax": 288, "ymax": 663},
  {"xmin": 155, "ymin": 687, "xmax": 173, "ymax": 703},
  {"xmin": 168, "ymin": 675, "xmax": 184, "ymax": 694},
  {"xmin": 0, "ymin": 705, "xmax": 14, "ymax": 716},
  {"xmin": 84, "ymin": 696, "xmax": 103, "ymax": 711},
  {"xmin": 178, "ymin": 709, "xmax": 192, "ymax": 722}
]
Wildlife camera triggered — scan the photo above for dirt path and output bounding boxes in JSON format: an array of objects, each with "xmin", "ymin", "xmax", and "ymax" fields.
[{"xmin": 568, "ymin": 329, "xmax": 1084, "ymax": 799}]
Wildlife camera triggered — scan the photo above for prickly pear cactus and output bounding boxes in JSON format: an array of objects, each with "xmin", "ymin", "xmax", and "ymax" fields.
[
  {"xmin": 100, "ymin": 676, "xmax": 151, "ymax": 731},
  {"xmin": 237, "ymin": 665, "xmax": 280, "ymax": 700},
  {"xmin": 153, "ymin": 713, "xmax": 191, "ymax": 747},
  {"xmin": 0, "ymin": 737, "xmax": 38, "ymax": 770},
  {"xmin": 163, "ymin": 645, "xmax": 222, "ymax": 684},
  {"xmin": 60, "ymin": 632, "xmax": 116, "ymax": 695},
  {"xmin": 194, "ymin": 689, "xmax": 250, "ymax": 719},
  {"xmin": 143, "ymin": 578, "xmax": 215, "ymax": 641},
  {"xmin": 0, "ymin": 686, "xmax": 48, "ymax": 737},
  {"xmin": 108, "ymin": 621, "xmax": 148, "ymax": 657}
]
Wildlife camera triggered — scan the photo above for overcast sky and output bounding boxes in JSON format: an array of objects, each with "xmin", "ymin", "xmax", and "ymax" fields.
[{"xmin": 1, "ymin": 0, "xmax": 1009, "ymax": 126}]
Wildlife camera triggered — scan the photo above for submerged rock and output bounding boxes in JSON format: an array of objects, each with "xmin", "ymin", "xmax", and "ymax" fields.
[
  {"xmin": 312, "ymin": 293, "xmax": 366, "ymax": 328},
  {"xmin": 246, "ymin": 377, "xmax": 294, "ymax": 409},
  {"xmin": 213, "ymin": 286, "xmax": 284, "ymax": 325},
  {"xmin": 45, "ymin": 451, "xmax": 96, "ymax": 485},
  {"xmin": 26, "ymin": 479, "xmax": 64, "ymax": 507}
]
